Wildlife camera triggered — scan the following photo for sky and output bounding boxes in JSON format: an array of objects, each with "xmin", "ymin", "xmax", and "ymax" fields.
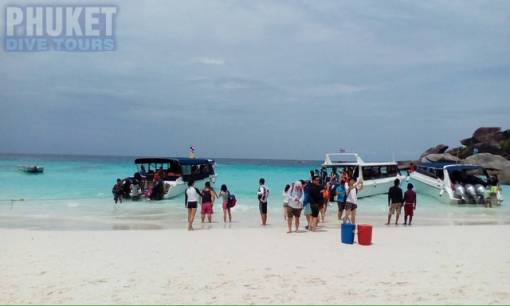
[{"xmin": 1, "ymin": 0, "xmax": 509, "ymax": 161}]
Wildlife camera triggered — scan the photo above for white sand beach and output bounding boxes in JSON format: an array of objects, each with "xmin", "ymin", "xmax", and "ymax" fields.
[{"xmin": 1, "ymin": 224, "xmax": 509, "ymax": 305}]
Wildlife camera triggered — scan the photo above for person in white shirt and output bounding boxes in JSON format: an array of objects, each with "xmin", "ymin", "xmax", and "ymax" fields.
[
  {"xmin": 185, "ymin": 181, "xmax": 202, "ymax": 231},
  {"xmin": 257, "ymin": 178, "xmax": 270, "ymax": 226},
  {"xmin": 344, "ymin": 178, "xmax": 363, "ymax": 224},
  {"xmin": 287, "ymin": 181, "xmax": 304, "ymax": 233}
]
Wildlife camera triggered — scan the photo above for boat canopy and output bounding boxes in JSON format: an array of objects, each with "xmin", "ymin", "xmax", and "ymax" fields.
[
  {"xmin": 135, "ymin": 157, "xmax": 214, "ymax": 166},
  {"xmin": 417, "ymin": 162, "xmax": 482, "ymax": 171},
  {"xmin": 133, "ymin": 157, "xmax": 215, "ymax": 182},
  {"xmin": 444, "ymin": 164, "xmax": 483, "ymax": 171},
  {"xmin": 322, "ymin": 153, "xmax": 397, "ymax": 167}
]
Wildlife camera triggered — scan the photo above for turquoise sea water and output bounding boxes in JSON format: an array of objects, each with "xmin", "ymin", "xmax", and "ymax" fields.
[{"xmin": 0, "ymin": 154, "xmax": 509, "ymax": 230}]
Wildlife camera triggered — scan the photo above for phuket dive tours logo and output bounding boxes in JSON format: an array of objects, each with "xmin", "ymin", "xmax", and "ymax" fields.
[{"xmin": 4, "ymin": 5, "xmax": 118, "ymax": 52}]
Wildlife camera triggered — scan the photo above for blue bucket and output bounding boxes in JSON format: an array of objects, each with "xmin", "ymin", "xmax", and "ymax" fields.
[{"xmin": 341, "ymin": 223, "xmax": 355, "ymax": 244}]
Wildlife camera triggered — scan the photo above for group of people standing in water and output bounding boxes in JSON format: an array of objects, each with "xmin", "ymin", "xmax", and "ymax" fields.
[
  {"xmin": 280, "ymin": 171, "xmax": 364, "ymax": 233},
  {"xmin": 184, "ymin": 181, "xmax": 236, "ymax": 231},
  {"xmin": 113, "ymin": 167, "xmax": 420, "ymax": 231},
  {"xmin": 279, "ymin": 170, "xmax": 419, "ymax": 233}
]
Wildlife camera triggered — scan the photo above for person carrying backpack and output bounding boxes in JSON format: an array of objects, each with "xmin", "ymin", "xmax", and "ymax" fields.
[
  {"xmin": 219, "ymin": 184, "xmax": 235, "ymax": 223},
  {"xmin": 257, "ymin": 178, "xmax": 270, "ymax": 226}
]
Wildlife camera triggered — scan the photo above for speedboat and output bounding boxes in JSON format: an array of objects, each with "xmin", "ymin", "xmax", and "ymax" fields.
[
  {"xmin": 19, "ymin": 165, "xmax": 44, "ymax": 174},
  {"xmin": 321, "ymin": 153, "xmax": 404, "ymax": 198},
  {"xmin": 408, "ymin": 162, "xmax": 503, "ymax": 205},
  {"xmin": 131, "ymin": 157, "xmax": 216, "ymax": 199}
]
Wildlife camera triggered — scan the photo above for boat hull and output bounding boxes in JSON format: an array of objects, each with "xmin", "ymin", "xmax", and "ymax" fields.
[
  {"xmin": 162, "ymin": 175, "xmax": 216, "ymax": 199},
  {"xmin": 357, "ymin": 176, "xmax": 405, "ymax": 198}
]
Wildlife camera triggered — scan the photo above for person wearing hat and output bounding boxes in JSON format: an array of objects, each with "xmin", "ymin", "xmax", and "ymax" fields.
[{"xmin": 403, "ymin": 183, "xmax": 417, "ymax": 225}]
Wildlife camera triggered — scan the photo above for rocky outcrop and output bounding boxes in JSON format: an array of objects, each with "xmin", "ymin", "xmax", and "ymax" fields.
[
  {"xmin": 461, "ymin": 127, "xmax": 504, "ymax": 146},
  {"xmin": 420, "ymin": 153, "xmax": 461, "ymax": 163},
  {"xmin": 454, "ymin": 127, "xmax": 510, "ymax": 159},
  {"xmin": 419, "ymin": 127, "xmax": 510, "ymax": 184},
  {"xmin": 419, "ymin": 144, "xmax": 449, "ymax": 160},
  {"xmin": 464, "ymin": 153, "xmax": 510, "ymax": 184}
]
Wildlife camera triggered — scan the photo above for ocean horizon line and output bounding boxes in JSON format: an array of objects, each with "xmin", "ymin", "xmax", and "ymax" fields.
[{"xmin": 0, "ymin": 151, "xmax": 326, "ymax": 165}]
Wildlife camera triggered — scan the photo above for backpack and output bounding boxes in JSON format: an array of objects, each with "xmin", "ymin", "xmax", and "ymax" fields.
[
  {"xmin": 258, "ymin": 186, "xmax": 269, "ymax": 203},
  {"xmin": 227, "ymin": 192, "xmax": 237, "ymax": 208}
]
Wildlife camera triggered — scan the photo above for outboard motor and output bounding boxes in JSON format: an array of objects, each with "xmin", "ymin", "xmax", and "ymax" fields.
[
  {"xmin": 465, "ymin": 184, "xmax": 477, "ymax": 204},
  {"xmin": 475, "ymin": 184, "xmax": 487, "ymax": 204},
  {"xmin": 454, "ymin": 184, "xmax": 467, "ymax": 204}
]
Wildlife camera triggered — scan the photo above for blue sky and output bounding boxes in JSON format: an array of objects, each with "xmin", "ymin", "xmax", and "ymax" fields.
[{"xmin": 1, "ymin": 0, "xmax": 509, "ymax": 160}]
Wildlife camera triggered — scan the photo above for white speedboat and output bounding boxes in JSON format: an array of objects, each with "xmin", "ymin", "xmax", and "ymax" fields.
[
  {"xmin": 321, "ymin": 153, "xmax": 404, "ymax": 198},
  {"xmin": 408, "ymin": 162, "xmax": 503, "ymax": 205},
  {"xmin": 133, "ymin": 157, "xmax": 216, "ymax": 200}
]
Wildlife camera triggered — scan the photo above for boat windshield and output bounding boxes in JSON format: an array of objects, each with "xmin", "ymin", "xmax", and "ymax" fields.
[
  {"xmin": 136, "ymin": 160, "xmax": 182, "ymax": 181},
  {"xmin": 362, "ymin": 165, "xmax": 398, "ymax": 180}
]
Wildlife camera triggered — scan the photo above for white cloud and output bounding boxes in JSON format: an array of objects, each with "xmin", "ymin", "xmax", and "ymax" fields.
[
  {"xmin": 191, "ymin": 57, "xmax": 225, "ymax": 66},
  {"xmin": 298, "ymin": 83, "xmax": 370, "ymax": 96}
]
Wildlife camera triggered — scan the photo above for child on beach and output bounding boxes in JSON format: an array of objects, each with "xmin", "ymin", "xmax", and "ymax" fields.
[
  {"xmin": 257, "ymin": 178, "xmax": 270, "ymax": 226},
  {"xmin": 219, "ymin": 184, "xmax": 233, "ymax": 223},
  {"xmin": 283, "ymin": 184, "xmax": 290, "ymax": 221},
  {"xmin": 201, "ymin": 182, "xmax": 216, "ymax": 223},
  {"xmin": 403, "ymin": 183, "xmax": 416, "ymax": 225}
]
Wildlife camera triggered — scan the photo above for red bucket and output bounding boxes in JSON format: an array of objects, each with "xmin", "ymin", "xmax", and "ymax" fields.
[{"xmin": 357, "ymin": 224, "xmax": 372, "ymax": 246}]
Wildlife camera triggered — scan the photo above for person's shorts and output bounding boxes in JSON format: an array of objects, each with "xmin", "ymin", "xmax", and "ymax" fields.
[
  {"xmin": 201, "ymin": 202, "xmax": 213, "ymax": 215},
  {"xmin": 310, "ymin": 204, "xmax": 320, "ymax": 218},
  {"xmin": 389, "ymin": 202, "xmax": 402, "ymax": 215},
  {"xmin": 337, "ymin": 202, "xmax": 346, "ymax": 211},
  {"xmin": 287, "ymin": 207, "xmax": 302, "ymax": 218},
  {"xmin": 404, "ymin": 204, "xmax": 414, "ymax": 216},
  {"xmin": 303, "ymin": 204, "xmax": 312, "ymax": 215},
  {"xmin": 259, "ymin": 202, "xmax": 268, "ymax": 214},
  {"xmin": 186, "ymin": 201, "xmax": 197, "ymax": 209},
  {"xmin": 222, "ymin": 201, "xmax": 229, "ymax": 210},
  {"xmin": 345, "ymin": 202, "xmax": 357, "ymax": 210}
]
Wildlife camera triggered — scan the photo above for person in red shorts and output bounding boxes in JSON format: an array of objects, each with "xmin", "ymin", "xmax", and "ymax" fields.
[
  {"xmin": 201, "ymin": 182, "xmax": 216, "ymax": 223},
  {"xmin": 403, "ymin": 183, "xmax": 417, "ymax": 225}
]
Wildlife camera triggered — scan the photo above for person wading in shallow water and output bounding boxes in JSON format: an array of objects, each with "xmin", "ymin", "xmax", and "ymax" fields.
[
  {"xmin": 286, "ymin": 181, "xmax": 304, "ymax": 233},
  {"xmin": 185, "ymin": 181, "xmax": 202, "ymax": 231},
  {"xmin": 112, "ymin": 178, "xmax": 123, "ymax": 204},
  {"xmin": 386, "ymin": 179, "xmax": 403, "ymax": 225},
  {"xmin": 257, "ymin": 178, "xmax": 270, "ymax": 226},
  {"xmin": 403, "ymin": 183, "xmax": 417, "ymax": 225}
]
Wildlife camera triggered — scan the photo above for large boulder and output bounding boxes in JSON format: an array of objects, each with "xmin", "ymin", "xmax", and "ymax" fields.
[
  {"xmin": 419, "ymin": 144, "xmax": 449, "ymax": 160},
  {"xmin": 473, "ymin": 127, "xmax": 503, "ymax": 143},
  {"xmin": 446, "ymin": 146, "xmax": 472, "ymax": 159},
  {"xmin": 464, "ymin": 153, "xmax": 510, "ymax": 184},
  {"xmin": 420, "ymin": 153, "xmax": 461, "ymax": 163},
  {"xmin": 461, "ymin": 127, "xmax": 503, "ymax": 146},
  {"xmin": 473, "ymin": 143, "xmax": 504, "ymax": 155}
]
